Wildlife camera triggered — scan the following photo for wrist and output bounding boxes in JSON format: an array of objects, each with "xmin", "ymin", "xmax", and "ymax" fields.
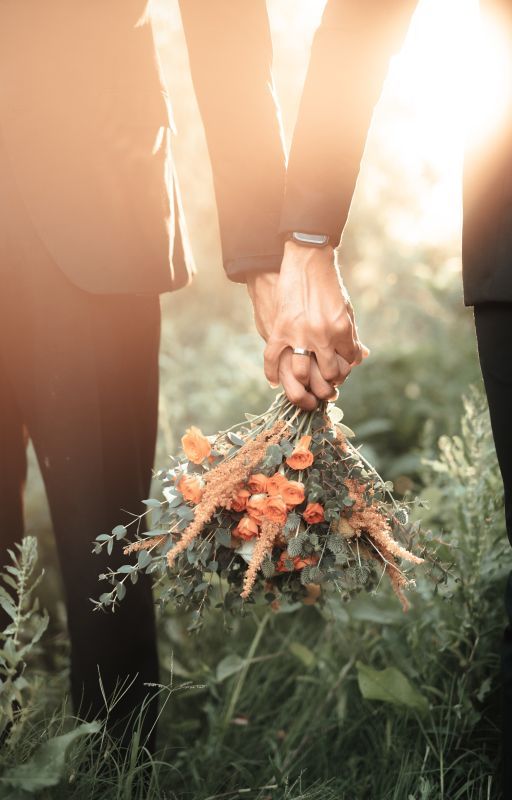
[{"xmin": 282, "ymin": 240, "xmax": 335, "ymax": 273}]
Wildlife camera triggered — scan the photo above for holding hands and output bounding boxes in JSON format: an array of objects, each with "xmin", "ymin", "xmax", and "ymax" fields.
[{"xmin": 247, "ymin": 240, "xmax": 369, "ymax": 410}]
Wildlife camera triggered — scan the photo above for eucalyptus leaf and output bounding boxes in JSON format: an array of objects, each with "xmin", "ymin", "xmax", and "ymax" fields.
[
  {"xmin": 137, "ymin": 550, "xmax": 152, "ymax": 569},
  {"xmin": 142, "ymin": 498, "xmax": 161, "ymax": 509},
  {"xmin": 112, "ymin": 525, "xmax": 127, "ymax": 540},
  {"xmin": 227, "ymin": 432, "xmax": 245, "ymax": 447},
  {"xmin": 215, "ymin": 529, "xmax": 232, "ymax": 548}
]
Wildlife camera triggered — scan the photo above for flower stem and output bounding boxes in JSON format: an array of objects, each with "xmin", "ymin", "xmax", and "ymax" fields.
[{"xmin": 220, "ymin": 609, "xmax": 271, "ymax": 732}]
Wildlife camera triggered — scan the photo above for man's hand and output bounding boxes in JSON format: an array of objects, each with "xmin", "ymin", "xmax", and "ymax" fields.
[{"xmin": 246, "ymin": 241, "xmax": 368, "ymax": 410}]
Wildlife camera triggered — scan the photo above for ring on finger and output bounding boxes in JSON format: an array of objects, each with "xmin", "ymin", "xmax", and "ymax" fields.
[{"xmin": 292, "ymin": 347, "xmax": 313, "ymax": 357}]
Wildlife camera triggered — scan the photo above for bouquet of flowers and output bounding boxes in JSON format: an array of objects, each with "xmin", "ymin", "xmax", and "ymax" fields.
[{"xmin": 93, "ymin": 394, "xmax": 433, "ymax": 627}]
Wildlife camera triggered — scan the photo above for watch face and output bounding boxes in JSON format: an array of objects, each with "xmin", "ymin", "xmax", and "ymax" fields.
[{"xmin": 292, "ymin": 232, "xmax": 330, "ymax": 247}]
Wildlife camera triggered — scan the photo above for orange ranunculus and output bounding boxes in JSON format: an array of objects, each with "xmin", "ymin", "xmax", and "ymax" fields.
[
  {"xmin": 228, "ymin": 488, "xmax": 251, "ymax": 513},
  {"xmin": 181, "ymin": 426, "xmax": 211, "ymax": 464},
  {"xmin": 286, "ymin": 435, "xmax": 314, "ymax": 470},
  {"xmin": 281, "ymin": 480, "xmax": 306, "ymax": 507},
  {"xmin": 246, "ymin": 493, "xmax": 267, "ymax": 521},
  {"xmin": 177, "ymin": 474, "xmax": 204, "ymax": 505},
  {"xmin": 276, "ymin": 551, "xmax": 318, "ymax": 573},
  {"xmin": 293, "ymin": 554, "xmax": 319, "ymax": 570},
  {"xmin": 267, "ymin": 472, "xmax": 288, "ymax": 496},
  {"xmin": 235, "ymin": 515, "xmax": 260, "ymax": 540},
  {"xmin": 275, "ymin": 550, "xmax": 294, "ymax": 573},
  {"xmin": 247, "ymin": 473, "xmax": 268, "ymax": 494},
  {"xmin": 263, "ymin": 495, "xmax": 288, "ymax": 525},
  {"xmin": 303, "ymin": 502, "xmax": 325, "ymax": 524}
]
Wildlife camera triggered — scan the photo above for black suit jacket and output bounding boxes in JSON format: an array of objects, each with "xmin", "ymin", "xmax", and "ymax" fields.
[
  {"xmin": 279, "ymin": 0, "xmax": 512, "ymax": 306},
  {"xmin": 0, "ymin": 0, "xmax": 286, "ymax": 294}
]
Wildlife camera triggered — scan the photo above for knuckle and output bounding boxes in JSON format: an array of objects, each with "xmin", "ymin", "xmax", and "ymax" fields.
[
  {"xmin": 322, "ymin": 366, "xmax": 339, "ymax": 383},
  {"xmin": 346, "ymin": 345, "xmax": 358, "ymax": 363},
  {"xmin": 316, "ymin": 385, "xmax": 336, "ymax": 401},
  {"xmin": 335, "ymin": 318, "xmax": 352, "ymax": 338},
  {"xmin": 287, "ymin": 389, "xmax": 303, "ymax": 406},
  {"xmin": 293, "ymin": 365, "xmax": 309, "ymax": 382}
]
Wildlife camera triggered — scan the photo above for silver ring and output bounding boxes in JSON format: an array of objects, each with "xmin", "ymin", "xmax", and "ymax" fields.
[{"xmin": 292, "ymin": 347, "xmax": 313, "ymax": 357}]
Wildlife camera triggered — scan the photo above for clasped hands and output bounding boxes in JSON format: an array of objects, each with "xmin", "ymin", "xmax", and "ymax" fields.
[{"xmin": 247, "ymin": 240, "xmax": 369, "ymax": 410}]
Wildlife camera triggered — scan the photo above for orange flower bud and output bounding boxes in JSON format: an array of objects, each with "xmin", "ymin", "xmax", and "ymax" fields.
[
  {"xmin": 281, "ymin": 480, "xmax": 305, "ymax": 507},
  {"xmin": 247, "ymin": 473, "xmax": 268, "ymax": 494},
  {"xmin": 303, "ymin": 502, "xmax": 325, "ymax": 524},
  {"xmin": 303, "ymin": 583, "xmax": 321, "ymax": 605},
  {"xmin": 275, "ymin": 550, "xmax": 294, "ymax": 573},
  {"xmin": 247, "ymin": 493, "xmax": 267, "ymax": 521},
  {"xmin": 276, "ymin": 550, "xmax": 319, "ymax": 573},
  {"xmin": 235, "ymin": 515, "xmax": 260, "ymax": 540},
  {"xmin": 177, "ymin": 474, "xmax": 204, "ymax": 505},
  {"xmin": 267, "ymin": 472, "xmax": 288, "ymax": 496},
  {"xmin": 286, "ymin": 435, "xmax": 314, "ymax": 470},
  {"xmin": 293, "ymin": 554, "xmax": 319, "ymax": 570},
  {"xmin": 181, "ymin": 426, "xmax": 211, "ymax": 464},
  {"xmin": 263, "ymin": 495, "xmax": 288, "ymax": 525}
]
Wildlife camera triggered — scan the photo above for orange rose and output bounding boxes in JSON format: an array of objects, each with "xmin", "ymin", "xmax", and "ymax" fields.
[
  {"xmin": 235, "ymin": 515, "xmax": 259, "ymax": 540},
  {"xmin": 263, "ymin": 495, "xmax": 288, "ymax": 525},
  {"xmin": 267, "ymin": 472, "xmax": 288, "ymax": 496},
  {"xmin": 177, "ymin": 474, "xmax": 204, "ymax": 505},
  {"xmin": 228, "ymin": 488, "xmax": 251, "ymax": 513},
  {"xmin": 303, "ymin": 502, "xmax": 325, "ymax": 524},
  {"xmin": 181, "ymin": 426, "xmax": 211, "ymax": 464},
  {"xmin": 286, "ymin": 435, "xmax": 314, "ymax": 470},
  {"xmin": 247, "ymin": 493, "xmax": 267, "ymax": 521},
  {"xmin": 247, "ymin": 473, "xmax": 268, "ymax": 494},
  {"xmin": 281, "ymin": 480, "xmax": 306, "ymax": 507}
]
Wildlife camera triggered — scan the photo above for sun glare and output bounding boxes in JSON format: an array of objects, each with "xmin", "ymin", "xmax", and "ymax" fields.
[
  {"xmin": 463, "ymin": 7, "xmax": 512, "ymax": 150},
  {"xmin": 382, "ymin": 0, "xmax": 511, "ymax": 152},
  {"xmin": 368, "ymin": 0, "xmax": 512, "ymax": 245}
]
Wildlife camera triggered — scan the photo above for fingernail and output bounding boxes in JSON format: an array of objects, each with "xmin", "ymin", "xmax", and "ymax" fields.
[{"xmin": 268, "ymin": 381, "xmax": 279, "ymax": 389}]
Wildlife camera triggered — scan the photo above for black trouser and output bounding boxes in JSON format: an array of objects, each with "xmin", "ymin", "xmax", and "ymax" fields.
[
  {"xmin": 0, "ymin": 149, "xmax": 160, "ymax": 749},
  {"xmin": 474, "ymin": 303, "xmax": 512, "ymax": 794}
]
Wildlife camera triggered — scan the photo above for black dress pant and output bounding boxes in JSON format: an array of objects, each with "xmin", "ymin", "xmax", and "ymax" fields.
[
  {"xmin": 0, "ymin": 148, "xmax": 160, "ymax": 748},
  {"xmin": 474, "ymin": 302, "xmax": 512, "ymax": 794}
]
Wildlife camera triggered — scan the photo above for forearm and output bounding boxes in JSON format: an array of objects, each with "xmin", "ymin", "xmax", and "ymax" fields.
[
  {"xmin": 178, "ymin": 0, "xmax": 286, "ymax": 282},
  {"xmin": 279, "ymin": 0, "xmax": 418, "ymax": 245}
]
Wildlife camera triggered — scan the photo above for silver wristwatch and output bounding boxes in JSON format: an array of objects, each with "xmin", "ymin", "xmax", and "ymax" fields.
[{"xmin": 286, "ymin": 231, "xmax": 330, "ymax": 248}]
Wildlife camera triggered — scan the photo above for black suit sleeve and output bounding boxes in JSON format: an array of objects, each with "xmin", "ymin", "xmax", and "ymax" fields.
[
  {"xmin": 178, "ymin": 0, "xmax": 286, "ymax": 282},
  {"xmin": 279, "ymin": 0, "xmax": 418, "ymax": 247}
]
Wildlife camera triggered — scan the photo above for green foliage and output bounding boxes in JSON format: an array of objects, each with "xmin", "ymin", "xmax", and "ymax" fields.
[
  {"xmin": 1, "ymin": 377, "xmax": 504, "ymax": 800},
  {"xmin": 356, "ymin": 661, "xmax": 429, "ymax": 715},
  {"xmin": 0, "ymin": 538, "xmax": 48, "ymax": 741},
  {"xmin": 0, "ymin": 722, "xmax": 100, "ymax": 795}
]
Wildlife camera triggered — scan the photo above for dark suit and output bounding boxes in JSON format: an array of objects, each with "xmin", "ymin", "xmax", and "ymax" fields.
[
  {"xmin": 277, "ymin": 0, "xmax": 512, "ymax": 790},
  {"xmin": 0, "ymin": 0, "xmax": 286, "ymax": 746}
]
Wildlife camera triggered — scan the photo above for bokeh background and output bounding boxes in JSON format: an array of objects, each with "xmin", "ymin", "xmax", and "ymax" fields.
[{"xmin": 10, "ymin": 2, "xmax": 512, "ymax": 797}]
